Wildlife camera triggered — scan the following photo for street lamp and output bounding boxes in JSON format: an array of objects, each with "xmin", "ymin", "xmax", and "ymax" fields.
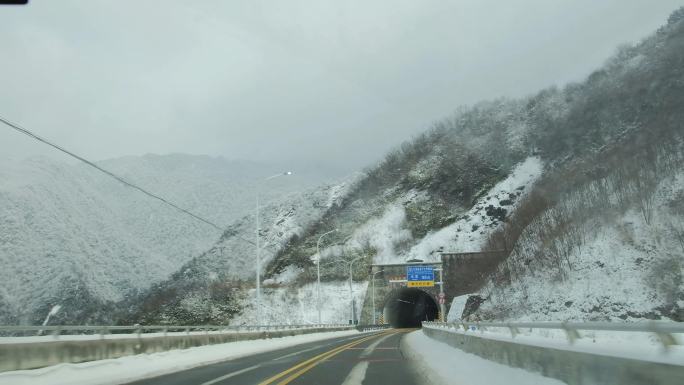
[
  {"xmin": 316, "ymin": 228, "xmax": 337, "ymax": 324},
  {"xmin": 371, "ymin": 270, "xmax": 384, "ymax": 324},
  {"xmin": 256, "ymin": 171, "xmax": 293, "ymax": 326},
  {"xmin": 348, "ymin": 255, "xmax": 363, "ymax": 324},
  {"xmin": 38, "ymin": 305, "xmax": 61, "ymax": 335}
]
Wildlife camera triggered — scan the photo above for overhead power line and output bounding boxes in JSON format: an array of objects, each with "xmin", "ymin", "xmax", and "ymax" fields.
[{"xmin": 0, "ymin": 115, "xmax": 265, "ymax": 250}]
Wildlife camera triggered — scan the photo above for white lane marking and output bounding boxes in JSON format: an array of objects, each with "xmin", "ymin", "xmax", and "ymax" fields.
[
  {"xmin": 360, "ymin": 333, "xmax": 395, "ymax": 358},
  {"xmin": 200, "ymin": 365, "xmax": 260, "ymax": 385},
  {"xmin": 340, "ymin": 333, "xmax": 394, "ymax": 385},
  {"xmin": 341, "ymin": 361, "xmax": 369, "ymax": 385}
]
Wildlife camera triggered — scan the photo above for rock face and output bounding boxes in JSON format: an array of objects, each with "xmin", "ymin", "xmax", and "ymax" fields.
[{"xmin": 461, "ymin": 295, "xmax": 486, "ymax": 320}]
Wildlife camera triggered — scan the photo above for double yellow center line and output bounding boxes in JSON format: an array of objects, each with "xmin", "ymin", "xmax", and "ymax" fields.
[{"xmin": 258, "ymin": 330, "xmax": 396, "ymax": 385}]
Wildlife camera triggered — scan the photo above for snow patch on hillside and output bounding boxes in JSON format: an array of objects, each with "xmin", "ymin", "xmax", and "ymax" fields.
[
  {"xmin": 405, "ymin": 157, "xmax": 543, "ymax": 261},
  {"xmin": 231, "ymin": 281, "xmax": 368, "ymax": 325},
  {"xmin": 315, "ymin": 157, "xmax": 544, "ymax": 268},
  {"xmin": 0, "ymin": 155, "xmax": 331, "ymax": 324},
  {"xmin": 192, "ymin": 185, "xmax": 341, "ymax": 282},
  {"xmin": 478, "ymin": 166, "xmax": 684, "ymax": 322},
  {"xmin": 326, "ymin": 172, "xmax": 364, "ymax": 208},
  {"xmin": 350, "ymin": 204, "xmax": 413, "ymax": 265}
]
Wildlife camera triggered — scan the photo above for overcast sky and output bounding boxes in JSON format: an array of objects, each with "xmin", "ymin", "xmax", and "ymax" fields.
[{"xmin": 0, "ymin": 0, "xmax": 681, "ymax": 175}]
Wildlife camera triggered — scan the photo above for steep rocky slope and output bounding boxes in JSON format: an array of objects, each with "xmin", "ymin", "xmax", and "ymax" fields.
[{"xmin": 241, "ymin": 7, "xmax": 684, "ymax": 324}]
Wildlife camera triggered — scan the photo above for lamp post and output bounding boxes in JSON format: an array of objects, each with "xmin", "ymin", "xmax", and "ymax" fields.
[
  {"xmin": 256, "ymin": 171, "xmax": 292, "ymax": 326},
  {"xmin": 38, "ymin": 305, "xmax": 61, "ymax": 336},
  {"xmin": 371, "ymin": 270, "xmax": 384, "ymax": 324},
  {"xmin": 348, "ymin": 255, "xmax": 363, "ymax": 324},
  {"xmin": 315, "ymin": 228, "xmax": 337, "ymax": 325}
]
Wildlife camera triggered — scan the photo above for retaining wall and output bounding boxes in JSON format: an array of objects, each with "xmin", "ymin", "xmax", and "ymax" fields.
[{"xmin": 422, "ymin": 326, "xmax": 684, "ymax": 385}]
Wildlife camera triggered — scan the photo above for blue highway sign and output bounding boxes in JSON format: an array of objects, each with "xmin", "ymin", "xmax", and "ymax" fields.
[{"xmin": 406, "ymin": 266, "xmax": 434, "ymax": 287}]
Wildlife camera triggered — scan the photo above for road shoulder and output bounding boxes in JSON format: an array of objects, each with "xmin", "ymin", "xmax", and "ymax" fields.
[
  {"xmin": 401, "ymin": 329, "xmax": 564, "ymax": 385},
  {"xmin": 0, "ymin": 330, "xmax": 365, "ymax": 385}
]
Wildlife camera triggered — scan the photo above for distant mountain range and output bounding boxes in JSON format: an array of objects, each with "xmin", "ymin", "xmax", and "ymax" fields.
[{"xmin": 0, "ymin": 153, "xmax": 332, "ymax": 324}]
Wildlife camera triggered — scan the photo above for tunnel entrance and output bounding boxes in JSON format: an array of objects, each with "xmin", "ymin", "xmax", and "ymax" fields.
[{"xmin": 383, "ymin": 287, "xmax": 439, "ymax": 328}]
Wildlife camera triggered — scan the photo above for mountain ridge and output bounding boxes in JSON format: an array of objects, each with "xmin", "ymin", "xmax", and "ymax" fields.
[{"xmin": 0, "ymin": 153, "xmax": 330, "ymax": 324}]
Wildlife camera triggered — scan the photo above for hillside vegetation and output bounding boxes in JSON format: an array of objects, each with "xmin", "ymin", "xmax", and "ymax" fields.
[
  {"xmin": 258, "ymin": 7, "xmax": 684, "ymax": 323},
  {"xmin": 123, "ymin": 7, "xmax": 684, "ymax": 325},
  {"xmin": 0, "ymin": 154, "xmax": 325, "ymax": 325}
]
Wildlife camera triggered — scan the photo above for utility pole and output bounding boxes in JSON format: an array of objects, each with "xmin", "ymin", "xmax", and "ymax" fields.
[
  {"xmin": 428, "ymin": 262, "xmax": 446, "ymax": 323},
  {"xmin": 349, "ymin": 256, "xmax": 363, "ymax": 324},
  {"xmin": 439, "ymin": 267, "xmax": 445, "ymax": 322},
  {"xmin": 255, "ymin": 171, "xmax": 292, "ymax": 326},
  {"xmin": 255, "ymin": 193, "xmax": 261, "ymax": 326},
  {"xmin": 316, "ymin": 229, "xmax": 337, "ymax": 325},
  {"xmin": 371, "ymin": 270, "xmax": 384, "ymax": 324}
]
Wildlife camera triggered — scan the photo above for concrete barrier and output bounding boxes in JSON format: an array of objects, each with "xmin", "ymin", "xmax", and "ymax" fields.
[
  {"xmin": 422, "ymin": 326, "xmax": 684, "ymax": 385},
  {"xmin": 0, "ymin": 326, "xmax": 352, "ymax": 372}
]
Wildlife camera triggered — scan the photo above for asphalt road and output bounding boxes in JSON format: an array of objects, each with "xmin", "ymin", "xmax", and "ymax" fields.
[{"xmin": 126, "ymin": 329, "xmax": 423, "ymax": 385}]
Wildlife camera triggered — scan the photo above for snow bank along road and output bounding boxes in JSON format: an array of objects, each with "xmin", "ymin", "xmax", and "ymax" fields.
[
  {"xmin": 1, "ymin": 328, "xmax": 572, "ymax": 385},
  {"xmin": 126, "ymin": 329, "xmax": 420, "ymax": 385}
]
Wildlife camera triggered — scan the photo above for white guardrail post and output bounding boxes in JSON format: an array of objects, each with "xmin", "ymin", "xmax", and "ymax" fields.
[
  {"xmin": 0, "ymin": 323, "xmax": 364, "ymax": 373},
  {"xmin": 0, "ymin": 323, "xmax": 360, "ymax": 337}
]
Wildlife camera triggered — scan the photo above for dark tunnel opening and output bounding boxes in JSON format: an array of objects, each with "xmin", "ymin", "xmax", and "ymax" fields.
[{"xmin": 383, "ymin": 287, "xmax": 439, "ymax": 328}]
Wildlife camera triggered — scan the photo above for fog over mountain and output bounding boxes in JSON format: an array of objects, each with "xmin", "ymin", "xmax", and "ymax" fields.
[
  {"xmin": 0, "ymin": 154, "xmax": 328, "ymax": 324},
  {"xmin": 124, "ymin": 8, "xmax": 684, "ymax": 326},
  {"xmin": 1, "ymin": 0, "xmax": 682, "ymax": 173},
  {"xmin": 1, "ymin": 2, "xmax": 683, "ymax": 329}
]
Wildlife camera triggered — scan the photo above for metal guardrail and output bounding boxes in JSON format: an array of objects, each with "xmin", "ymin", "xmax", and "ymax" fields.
[
  {"xmin": 0, "ymin": 323, "xmax": 352, "ymax": 338},
  {"xmin": 423, "ymin": 321, "xmax": 684, "ymax": 348},
  {"xmin": 357, "ymin": 324, "xmax": 391, "ymax": 332}
]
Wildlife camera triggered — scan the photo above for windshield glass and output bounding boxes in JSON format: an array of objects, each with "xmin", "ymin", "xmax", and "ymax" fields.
[{"xmin": 1, "ymin": 1, "xmax": 682, "ymax": 385}]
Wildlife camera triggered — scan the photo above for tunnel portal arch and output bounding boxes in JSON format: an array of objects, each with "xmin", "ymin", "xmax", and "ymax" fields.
[{"xmin": 383, "ymin": 287, "xmax": 439, "ymax": 328}]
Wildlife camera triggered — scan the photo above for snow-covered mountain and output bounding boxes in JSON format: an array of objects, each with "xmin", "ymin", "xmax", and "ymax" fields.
[
  {"xmin": 7, "ymin": 7, "xmax": 684, "ymax": 327},
  {"xmin": 121, "ymin": 175, "xmax": 360, "ymax": 325},
  {"xmin": 227, "ymin": 7, "xmax": 684, "ymax": 325},
  {"xmin": 0, "ymin": 153, "xmax": 328, "ymax": 324}
]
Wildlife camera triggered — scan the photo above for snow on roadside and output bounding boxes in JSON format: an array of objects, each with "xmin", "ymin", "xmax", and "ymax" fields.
[
  {"xmin": 402, "ymin": 330, "xmax": 565, "ymax": 385},
  {"xmin": 446, "ymin": 294, "xmax": 471, "ymax": 322},
  {"xmin": 421, "ymin": 325, "xmax": 684, "ymax": 366},
  {"xmin": 0, "ymin": 330, "xmax": 364, "ymax": 385},
  {"xmin": 405, "ymin": 156, "xmax": 543, "ymax": 261},
  {"xmin": 0, "ymin": 326, "xmax": 327, "ymax": 344},
  {"xmin": 230, "ymin": 281, "xmax": 368, "ymax": 325}
]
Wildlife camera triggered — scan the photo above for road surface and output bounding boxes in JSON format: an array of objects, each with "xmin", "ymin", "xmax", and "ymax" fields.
[{"xmin": 126, "ymin": 329, "xmax": 423, "ymax": 385}]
